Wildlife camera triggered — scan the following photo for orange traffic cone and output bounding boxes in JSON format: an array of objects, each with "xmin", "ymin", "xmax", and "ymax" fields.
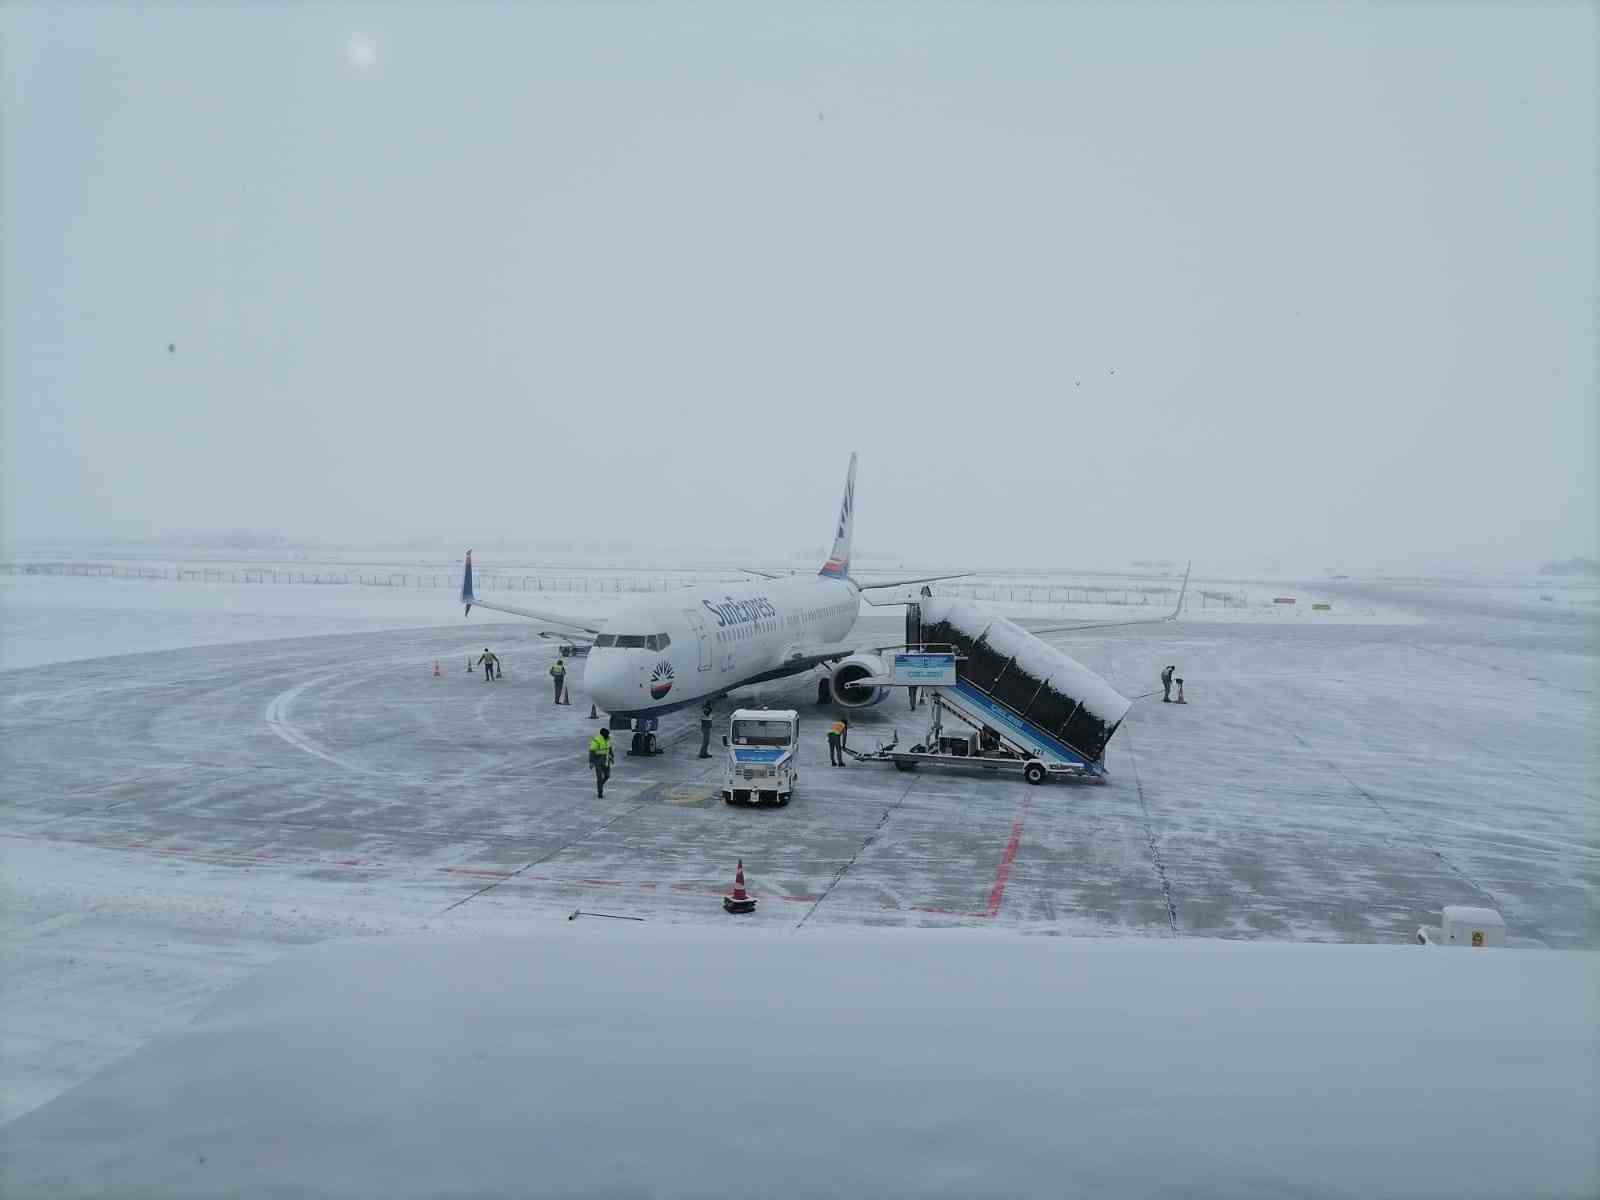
[
  {"xmin": 433, "ymin": 660, "xmax": 441, "ymax": 677},
  {"xmin": 723, "ymin": 858, "xmax": 757, "ymax": 914},
  {"xmin": 1175, "ymin": 679, "xmax": 1187, "ymax": 704}
]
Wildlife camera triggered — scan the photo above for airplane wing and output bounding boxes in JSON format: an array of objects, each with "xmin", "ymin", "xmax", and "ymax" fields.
[
  {"xmin": 774, "ymin": 640, "xmax": 861, "ymax": 672},
  {"xmin": 459, "ymin": 551, "xmax": 604, "ymax": 636},
  {"xmin": 853, "ymin": 571, "xmax": 971, "ymax": 590},
  {"xmin": 738, "ymin": 567, "xmax": 787, "ymax": 580},
  {"xmin": 1024, "ymin": 563, "xmax": 1190, "ymax": 636}
]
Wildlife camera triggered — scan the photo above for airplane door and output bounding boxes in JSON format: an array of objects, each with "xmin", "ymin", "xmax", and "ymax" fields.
[{"xmin": 682, "ymin": 609, "xmax": 712, "ymax": 671}]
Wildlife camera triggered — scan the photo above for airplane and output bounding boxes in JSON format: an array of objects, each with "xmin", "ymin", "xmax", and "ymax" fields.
[{"xmin": 458, "ymin": 453, "xmax": 967, "ymax": 720}]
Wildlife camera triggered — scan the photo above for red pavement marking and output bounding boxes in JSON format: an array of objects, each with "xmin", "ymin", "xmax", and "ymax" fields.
[{"xmin": 984, "ymin": 795, "xmax": 1034, "ymax": 918}]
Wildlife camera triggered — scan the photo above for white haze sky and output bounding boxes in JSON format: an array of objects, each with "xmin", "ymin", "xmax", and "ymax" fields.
[{"xmin": 2, "ymin": 2, "xmax": 1595, "ymax": 571}]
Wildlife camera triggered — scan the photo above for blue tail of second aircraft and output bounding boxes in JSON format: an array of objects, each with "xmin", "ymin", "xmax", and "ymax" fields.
[
  {"xmin": 460, "ymin": 550, "xmax": 475, "ymax": 614},
  {"xmin": 818, "ymin": 453, "xmax": 857, "ymax": 579}
]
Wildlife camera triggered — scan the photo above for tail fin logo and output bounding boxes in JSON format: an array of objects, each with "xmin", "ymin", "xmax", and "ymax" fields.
[{"xmin": 819, "ymin": 452, "xmax": 858, "ymax": 579}]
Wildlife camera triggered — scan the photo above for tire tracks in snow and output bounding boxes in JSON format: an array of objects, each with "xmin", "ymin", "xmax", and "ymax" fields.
[
  {"xmin": 264, "ymin": 673, "xmax": 378, "ymax": 774},
  {"xmin": 436, "ymin": 796, "xmax": 658, "ymax": 916},
  {"xmin": 795, "ymin": 778, "xmax": 918, "ymax": 930},
  {"xmin": 1120, "ymin": 728, "xmax": 1180, "ymax": 936},
  {"xmin": 1274, "ymin": 720, "xmax": 1506, "ymax": 917}
]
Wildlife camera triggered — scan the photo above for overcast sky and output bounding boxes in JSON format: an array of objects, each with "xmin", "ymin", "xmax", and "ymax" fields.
[{"xmin": 2, "ymin": 2, "xmax": 1595, "ymax": 571}]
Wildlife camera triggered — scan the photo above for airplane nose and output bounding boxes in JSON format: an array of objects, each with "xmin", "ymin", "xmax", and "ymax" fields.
[{"xmin": 585, "ymin": 652, "xmax": 627, "ymax": 711}]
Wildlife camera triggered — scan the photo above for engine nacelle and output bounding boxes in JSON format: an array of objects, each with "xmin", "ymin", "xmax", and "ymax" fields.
[{"xmin": 829, "ymin": 654, "xmax": 891, "ymax": 708}]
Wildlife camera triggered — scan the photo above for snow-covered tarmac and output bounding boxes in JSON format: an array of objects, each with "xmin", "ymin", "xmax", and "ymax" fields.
[{"xmin": 2, "ymin": 577, "xmax": 1596, "ymax": 1127}]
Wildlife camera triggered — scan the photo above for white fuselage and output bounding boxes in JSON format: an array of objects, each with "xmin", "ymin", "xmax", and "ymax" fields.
[{"xmin": 584, "ymin": 575, "xmax": 860, "ymax": 717}]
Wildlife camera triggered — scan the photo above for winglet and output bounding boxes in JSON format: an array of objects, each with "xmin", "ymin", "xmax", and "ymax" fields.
[{"xmin": 461, "ymin": 550, "xmax": 475, "ymax": 616}]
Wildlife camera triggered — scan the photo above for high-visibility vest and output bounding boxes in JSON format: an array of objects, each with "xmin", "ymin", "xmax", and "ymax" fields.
[
  {"xmin": 829, "ymin": 722, "xmax": 847, "ymax": 738},
  {"xmin": 552, "ymin": 661, "xmax": 566, "ymax": 676},
  {"xmin": 588, "ymin": 734, "xmax": 610, "ymax": 757}
]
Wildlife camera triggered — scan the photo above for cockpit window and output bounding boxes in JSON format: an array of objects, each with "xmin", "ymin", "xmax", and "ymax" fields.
[
  {"xmin": 596, "ymin": 634, "xmax": 672, "ymax": 650},
  {"xmin": 595, "ymin": 633, "xmax": 671, "ymax": 650}
]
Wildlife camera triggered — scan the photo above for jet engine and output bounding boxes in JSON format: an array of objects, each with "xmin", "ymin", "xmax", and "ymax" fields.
[{"xmin": 829, "ymin": 654, "xmax": 891, "ymax": 708}]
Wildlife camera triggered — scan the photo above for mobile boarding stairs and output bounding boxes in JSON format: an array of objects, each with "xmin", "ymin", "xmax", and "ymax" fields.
[{"xmin": 846, "ymin": 649, "xmax": 1109, "ymax": 785}]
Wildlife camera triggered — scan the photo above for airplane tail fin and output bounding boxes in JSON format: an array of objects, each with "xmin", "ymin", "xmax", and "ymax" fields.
[
  {"xmin": 460, "ymin": 550, "xmax": 475, "ymax": 614},
  {"xmin": 818, "ymin": 452, "xmax": 857, "ymax": 579}
]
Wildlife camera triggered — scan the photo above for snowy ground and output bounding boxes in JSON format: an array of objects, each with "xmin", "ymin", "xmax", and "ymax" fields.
[{"xmin": 1, "ymin": 568, "xmax": 1596, "ymax": 1140}]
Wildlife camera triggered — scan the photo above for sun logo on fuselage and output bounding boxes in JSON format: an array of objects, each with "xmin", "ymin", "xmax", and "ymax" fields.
[{"xmin": 649, "ymin": 659, "xmax": 675, "ymax": 700}]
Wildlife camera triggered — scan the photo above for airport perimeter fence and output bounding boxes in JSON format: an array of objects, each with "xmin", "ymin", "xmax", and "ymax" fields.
[
  {"xmin": 0, "ymin": 562, "xmax": 755, "ymax": 593},
  {"xmin": 3, "ymin": 562, "xmax": 1249, "ymax": 608},
  {"xmin": 930, "ymin": 582, "xmax": 1248, "ymax": 609}
]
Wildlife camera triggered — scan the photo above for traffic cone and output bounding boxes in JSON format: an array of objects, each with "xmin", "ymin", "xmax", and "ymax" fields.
[
  {"xmin": 589, "ymin": 703, "xmax": 598, "ymax": 719},
  {"xmin": 722, "ymin": 858, "xmax": 757, "ymax": 914},
  {"xmin": 466, "ymin": 658, "xmax": 473, "ymax": 674},
  {"xmin": 1175, "ymin": 679, "xmax": 1187, "ymax": 704},
  {"xmin": 433, "ymin": 660, "xmax": 441, "ymax": 678}
]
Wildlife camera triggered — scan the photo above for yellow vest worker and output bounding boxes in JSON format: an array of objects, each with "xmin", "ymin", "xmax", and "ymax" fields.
[
  {"xmin": 827, "ymin": 718, "xmax": 849, "ymax": 767},
  {"xmin": 550, "ymin": 658, "xmax": 568, "ymax": 704},
  {"xmin": 588, "ymin": 729, "xmax": 613, "ymax": 798}
]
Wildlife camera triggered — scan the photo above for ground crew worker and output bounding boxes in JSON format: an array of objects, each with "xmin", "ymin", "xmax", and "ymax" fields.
[
  {"xmin": 550, "ymin": 657, "xmax": 567, "ymax": 704},
  {"xmin": 827, "ymin": 717, "xmax": 850, "ymax": 766},
  {"xmin": 1161, "ymin": 664, "xmax": 1175, "ymax": 703},
  {"xmin": 699, "ymin": 704, "xmax": 714, "ymax": 758},
  {"xmin": 479, "ymin": 648, "xmax": 498, "ymax": 683},
  {"xmin": 588, "ymin": 726, "xmax": 614, "ymax": 798}
]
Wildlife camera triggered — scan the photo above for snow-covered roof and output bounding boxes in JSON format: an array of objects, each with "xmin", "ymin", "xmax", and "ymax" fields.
[
  {"xmin": 922, "ymin": 596, "xmax": 1131, "ymax": 726},
  {"xmin": 4, "ymin": 928, "xmax": 1594, "ymax": 1199}
]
